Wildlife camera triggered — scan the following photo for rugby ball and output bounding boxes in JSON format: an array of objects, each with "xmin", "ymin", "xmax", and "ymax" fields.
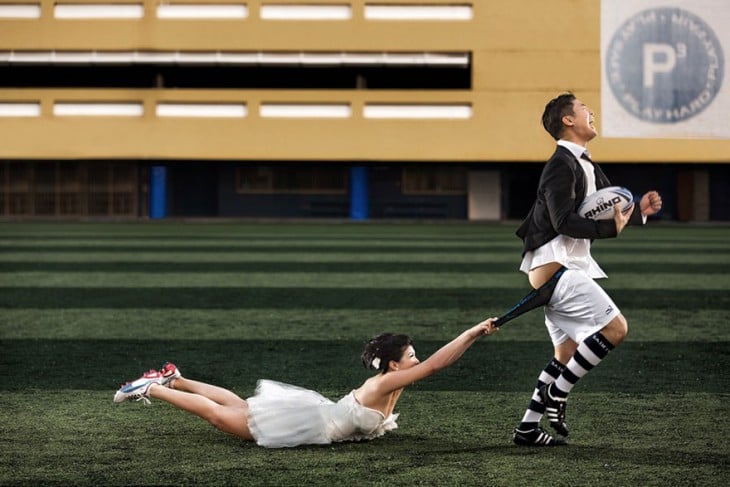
[{"xmin": 578, "ymin": 186, "xmax": 634, "ymax": 220}]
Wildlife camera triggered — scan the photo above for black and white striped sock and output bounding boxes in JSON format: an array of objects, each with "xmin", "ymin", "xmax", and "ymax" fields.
[
  {"xmin": 553, "ymin": 332, "xmax": 615, "ymax": 397},
  {"xmin": 519, "ymin": 358, "xmax": 565, "ymax": 428}
]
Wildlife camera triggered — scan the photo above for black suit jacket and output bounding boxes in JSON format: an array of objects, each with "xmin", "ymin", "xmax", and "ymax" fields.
[{"xmin": 516, "ymin": 145, "xmax": 642, "ymax": 255}]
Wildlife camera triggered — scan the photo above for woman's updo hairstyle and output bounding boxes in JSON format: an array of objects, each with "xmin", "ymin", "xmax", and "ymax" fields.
[{"xmin": 361, "ymin": 333, "xmax": 413, "ymax": 374}]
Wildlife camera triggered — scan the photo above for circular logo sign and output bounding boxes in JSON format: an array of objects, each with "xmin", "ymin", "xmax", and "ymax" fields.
[{"xmin": 606, "ymin": 7, "xmax": 724, "ymax": 123}]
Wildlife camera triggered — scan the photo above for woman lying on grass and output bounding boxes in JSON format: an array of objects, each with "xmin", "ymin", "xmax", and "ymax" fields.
[{"xmin": 113, "ymin": 317, "xmax": 499, "ymax": 448}]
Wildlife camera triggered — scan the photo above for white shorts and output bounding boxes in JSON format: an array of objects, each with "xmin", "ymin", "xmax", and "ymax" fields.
[{"xmin": 544, "ymin": 269, "xmax": 620, "ymax": 346}]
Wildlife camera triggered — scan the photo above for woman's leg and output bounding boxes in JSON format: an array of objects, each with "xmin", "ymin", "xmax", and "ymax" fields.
[
  {"xmin": 171, "ymin": 377, "xmax": 247, "ymax": 408},
  {"xmin": 149, "ymin": 384, "xmax": 254, "ymax": 441}
]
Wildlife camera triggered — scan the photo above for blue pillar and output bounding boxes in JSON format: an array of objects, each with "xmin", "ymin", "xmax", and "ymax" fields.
[
  {"xmin": 349, "ymin": 166, "xmax": 369, "ymax": 220},
  {"xmin": 149, "ymin": 165, "xmax": 167, "ymax": 219}
]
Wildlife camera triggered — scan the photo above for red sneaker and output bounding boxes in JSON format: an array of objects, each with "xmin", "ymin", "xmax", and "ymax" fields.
[{"xmin": 159, "ymin": 362, "xmax": 181, "ymax": 387}]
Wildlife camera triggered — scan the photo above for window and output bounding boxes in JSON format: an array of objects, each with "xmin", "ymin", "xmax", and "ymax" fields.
[
  {"xmin": 236, "ymin": 165, "xmax": 347, "ymax": 193},
  {"xmin": 402, "ymin": 165, "xmax": 466, "ymax": 194},
  {"xmin": 0, "ymin": 160, "xmax": 142, "ymax": 216}
]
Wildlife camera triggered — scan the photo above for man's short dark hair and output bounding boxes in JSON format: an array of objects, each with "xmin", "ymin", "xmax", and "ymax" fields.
[{"xmin": 542, "ymin": 93, "xmax": 576, "ymax": 140}]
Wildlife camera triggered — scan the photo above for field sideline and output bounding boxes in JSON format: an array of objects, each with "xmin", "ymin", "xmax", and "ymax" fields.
[{"xmin": 1, "ymin": 222, "xmax": 728, "ymax": 486}]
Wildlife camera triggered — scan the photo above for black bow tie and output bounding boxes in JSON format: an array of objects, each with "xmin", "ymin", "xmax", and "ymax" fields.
[{"xmin": 581, "ymin": 151, "xmax": 592, "ymax": 162}]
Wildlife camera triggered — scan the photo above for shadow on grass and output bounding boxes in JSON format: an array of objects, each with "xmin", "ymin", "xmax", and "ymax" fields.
[
  {"xmin": 1, "ymin": 339, "xmax": 726, "ymax": 394},
  {"xmin": 0, "ymin": 287, "xmax": 727, "ymax": 310},
  {"xmin": 434, "ymin": 442, "xmax": 729, "ymax": 472}
]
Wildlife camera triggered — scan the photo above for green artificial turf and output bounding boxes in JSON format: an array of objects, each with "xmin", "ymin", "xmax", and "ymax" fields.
[{"xmin": 1, "ymin": 222, "xmax": 728, "ymax": 486}]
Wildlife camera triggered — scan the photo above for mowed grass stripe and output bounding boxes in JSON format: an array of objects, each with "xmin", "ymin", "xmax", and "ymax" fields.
[
  {"xmin": 3, "ymin": 251, "xmax": 727, "ymax": 265},
  {"xmin": 1, "ymin": 221, "xmax": 728, "ymax": 237},
  {"xmin": 0, "ymin": 222, "xmax": 514, "ymax": 236},
  {"xmin": 0, "ymin": 243, "xmax": 520, "ymax": 253},
  {"xmin": 1, "ymin": 243, "xmax": 727, "ymax": 254},
  {"xmin": 2, "ymin": 309, "xmax": 727, "ymax": 341},
  {"xmin": 0, "ymin": 234, "xmax": 519, "ymax": 244},
  {"xmin": 0, "ymin": 286, "xmax": 726, "ymax": 310},
  {"xmin": 1, "ymin": 234, "xmax": 725, "ymax": 245},
  {"xmin": 0, "ymin": 272, "xmax": 523, "ymax": 288},
  {"xmin": 1, "ymin": 338, "xmax": 726, "ymax": 394},
  {"xmin": 1, "ymin": 261, "xmax": 728, "ymax": 274},
  {"xmin": 2, "ymin": 272, "xmax": 728, "ymax": 290}
]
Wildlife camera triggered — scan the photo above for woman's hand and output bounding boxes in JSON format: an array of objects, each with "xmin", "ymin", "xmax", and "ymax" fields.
[{"xmin": 474, "ymin": 317, "xmax": 500, "ymax": 337}]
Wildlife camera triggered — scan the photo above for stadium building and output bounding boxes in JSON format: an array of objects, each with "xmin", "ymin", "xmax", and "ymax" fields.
[{"xmin": 1, "ymin": 0, "xmax": 728, "ymax": 220}]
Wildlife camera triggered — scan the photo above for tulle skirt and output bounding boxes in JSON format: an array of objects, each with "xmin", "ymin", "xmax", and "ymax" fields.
[{"xmin": 246, "ymin": 380, "xmax": 335, "ymax": 448}]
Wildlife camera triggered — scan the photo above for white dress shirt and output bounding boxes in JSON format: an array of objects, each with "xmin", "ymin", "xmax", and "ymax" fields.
[{"xmin": 520, "ymin": 140, "xmax": 608, "ymax": 279}]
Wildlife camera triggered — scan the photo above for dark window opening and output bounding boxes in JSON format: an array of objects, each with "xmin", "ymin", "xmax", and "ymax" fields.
[
  {"xmin": 0, "ymin": 65, "xmax": 471, "ymax": 90},
  {"xmin": 235, "ymin": 165, "xmax": 348, "ymax": 194}
]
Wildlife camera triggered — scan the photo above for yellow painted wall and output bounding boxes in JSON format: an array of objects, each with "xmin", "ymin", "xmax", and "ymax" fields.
[{"xmin": 0, "ymin": 0, "xmax": 728, "ymax": 162}]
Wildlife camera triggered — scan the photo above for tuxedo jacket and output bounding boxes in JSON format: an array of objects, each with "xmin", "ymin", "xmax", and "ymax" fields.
[{"xmin": 516, "ymin": 145, "xmax": 642, "ymax": 255}]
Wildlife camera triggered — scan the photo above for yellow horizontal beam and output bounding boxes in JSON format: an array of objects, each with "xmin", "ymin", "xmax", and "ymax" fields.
[
  {"xmin": 0, "ymin": 0, "xmax": 595, "ymax": 51},
  {"xmin": 1, "ymin": 89, "xmax": 728, "ymax": 162}
]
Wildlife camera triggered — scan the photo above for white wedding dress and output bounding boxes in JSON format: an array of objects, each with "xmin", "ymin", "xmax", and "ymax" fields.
[{"xmin": 246, "ymin": 380, "xmax": 399, "ymax": 448}]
